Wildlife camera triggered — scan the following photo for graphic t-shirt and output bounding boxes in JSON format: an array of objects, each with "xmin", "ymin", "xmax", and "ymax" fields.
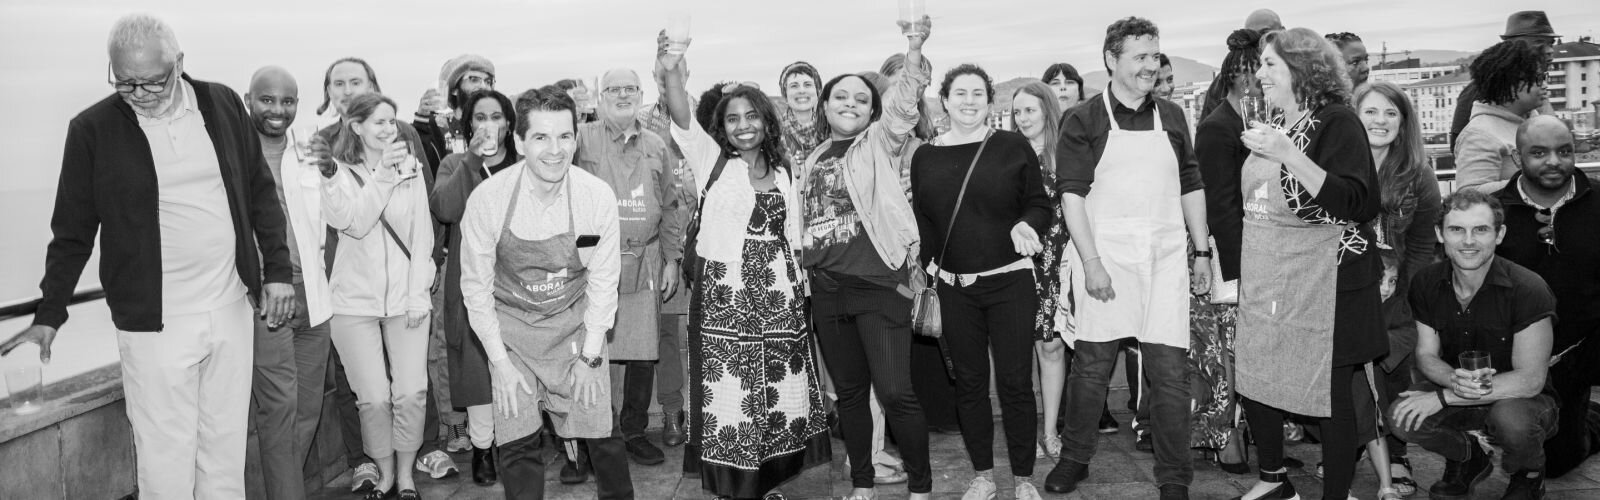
[{"xmin": 801, "ymin": 138, "xmax": 894, "ymax": 282}]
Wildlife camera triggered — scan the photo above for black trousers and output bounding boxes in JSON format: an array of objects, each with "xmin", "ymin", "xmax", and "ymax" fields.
[
  {"xmin": 810, "ymin": 271, "xmax": 932, "ymax": 493},
  {"xmin": 617, "ymin": 360, "xmax": 655, "ymax": 440},
  {"xmin": 1244, "ymin": 364, "xmax": 1373, "ymax": 498},
  {"xmin": 939, "ymin": 270, "xmax": 1038, "ymax": 476},
  {"xmin": 498, "ymin": 421, "xmax": 634, "ymax": 499},
  {"xmin": 911, "ymin": 335, "xmax": 958, "ymax": 428},
  {"xmin": 1546, "ymin": 354, "xmax": 1599, "ymax": 477}
]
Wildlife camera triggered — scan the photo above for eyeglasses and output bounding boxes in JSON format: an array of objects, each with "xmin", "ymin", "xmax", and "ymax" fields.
[
  {"xmin": 463, "ymin": 74, "xmax": 495, "ymax": 87},
  {"xmin": 602, "ymin": 85, "xmax": 641, "ymax": 97},
  {"xmin": 108, "ymin": 62, "xmax": 175, "ymax": 94},
  {"xmin": 1534, "ymin": 207, "xmax": 1558, "ymax": 252}
]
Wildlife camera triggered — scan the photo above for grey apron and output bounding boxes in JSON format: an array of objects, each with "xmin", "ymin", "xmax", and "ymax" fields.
[
  {"xmin": 1234, "ymin": 153, "xmax": 1343, "ymax": 418},
  {"xmin": 491, "ymin": 169, "xmax": 613, "ymax": 443},
  {"xmin": 597, "ymin": 146, "xmax": 664, "ymax": 361}
]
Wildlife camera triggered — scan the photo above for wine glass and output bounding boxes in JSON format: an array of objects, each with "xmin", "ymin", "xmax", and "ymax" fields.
[{"xmin": 1240, "ymin": 96, "xmax": 1268, "ymax": 127}]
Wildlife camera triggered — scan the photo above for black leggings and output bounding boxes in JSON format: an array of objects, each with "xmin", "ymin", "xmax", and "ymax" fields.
[{"xmin": 1243, "ymin": 364, "xmax": 1373, "ymax": 498}]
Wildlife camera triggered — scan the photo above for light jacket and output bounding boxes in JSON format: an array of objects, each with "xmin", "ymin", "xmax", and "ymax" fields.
[
  {"xmin": 796, "ymin": 53, "xmax": 930, "ymax": 274},
  {"xmin": 278, "ymin": 149, "xmax": 333, "ymax": 325},
  {"xmin": 322, "ymin": 158, "xmax": 435, "ymax": 317},
  {"xmin": 1454, "ymin": 102, "xmax": 1523, "ymax": 193}
]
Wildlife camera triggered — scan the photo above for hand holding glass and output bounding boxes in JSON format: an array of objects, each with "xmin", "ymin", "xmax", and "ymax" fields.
[
  {"xmin": 1458, "ymin": 350, "xmax": 1493, "ymax": 390},
  {"xmin": 4, "ymin": 361, "xmax": 42, "ymax": 415},
  {"xmin": 898, "ymin": 0, "xmax": 927, "ymax": 36},
  {"xmin": 665, "ymin": 13, "xmax": 691, "ymax": 55}
]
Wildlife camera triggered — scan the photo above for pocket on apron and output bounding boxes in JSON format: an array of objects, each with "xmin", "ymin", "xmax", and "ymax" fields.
[{"xmin": 619, "ymin": 251, "xmax": 647, "ymax": 294}]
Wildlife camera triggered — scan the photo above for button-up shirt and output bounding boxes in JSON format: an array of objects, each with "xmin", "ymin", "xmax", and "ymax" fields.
[
  {"xmin": 1408, "ymin": 256, "xmax": 1557, "ymax": 373},
  {"xmin": 459, "ymin": 163, "xmax": 620, "ymax": 362},
  {"xmin": 1056, "ymin": 92, "xmax": 1204, "ymax": 197},
  {"xmin": 574, "ymin": 119, "xmax": 684, "ymax": 261}
]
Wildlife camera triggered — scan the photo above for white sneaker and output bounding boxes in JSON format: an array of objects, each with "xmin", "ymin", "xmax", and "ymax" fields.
[
  {"xmin": 415, "ymin": 449, "xmax": 460, "ymax": 479},
  {"xmin": 444, "ymin": 423, "xmax": 471, "ymax": 453},
  {"xmin": 963, "ymin": 475, "xmax": 997, "ymax": 500},
  {"xmin": 349, "ymin": 462, "xmax": 379, "ymax": 492},
  {"xmin": 1014, "ymin": 480, "xmax": 1043, "ymax": 500}
]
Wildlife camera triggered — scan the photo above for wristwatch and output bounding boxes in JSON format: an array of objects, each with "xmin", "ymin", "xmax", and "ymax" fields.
[
  {"xmin": 578, "ymin": 353, "xmax": 604, "ymax": 368},
  {"xmin": 1193, "ymin": 250, "xmax": 1213, "ymax": 258}
]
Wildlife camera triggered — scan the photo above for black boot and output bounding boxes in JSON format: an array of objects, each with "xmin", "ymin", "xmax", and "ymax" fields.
[
  {"xmin": 472, "ymin": 446, "xmax": 498, "ymax": 486},
  {"xmin": 1501, "ymin": 469, "xmax": 1545, "ymax": 500},
  {"xmin": 560, "ymin": 440, "xmax": 591, "ymax": 484},
  {"xmin": 1229, "ymin": 468, "xmax": 1296, "ymax": 500},
  {"xmin": 662, "ymin": 410, "xmax": 686, "ymax": 447},
  {"xmin": 1044, "ymin": 459, "xmax": 1089, "ymax": 493},
  {"xmin": 1429, "ymin": 439, "xmax": 1491, "ymax": 498}
]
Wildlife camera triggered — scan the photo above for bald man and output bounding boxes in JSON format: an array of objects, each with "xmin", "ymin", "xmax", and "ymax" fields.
[
  {"xmin": 1495, "ymin": 115, "xmax": 1600, "ymax": 478},
  {"xmin": 245, "ymin": 65, "xmax": 335, "ymax": 500},
  {"xmin": 572, "ymin": 67, "xmax": 685, "ymax": 467},
  {"xmin": 1244, "ymin": 9, "xmax": 1284, "ymax": 32},
  {"xmin": 0, "ymin": 15, "xmax": 294, "ymax": 498}
]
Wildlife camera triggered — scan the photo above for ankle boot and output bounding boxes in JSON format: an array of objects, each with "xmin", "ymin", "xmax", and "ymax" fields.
[
  {"xmin": 472, "ymin": 446, "xmax": 498, "ymax": 486},
  {"xmin": 662, "ymin": 410, "xmax": 686, "ymax": 447}
]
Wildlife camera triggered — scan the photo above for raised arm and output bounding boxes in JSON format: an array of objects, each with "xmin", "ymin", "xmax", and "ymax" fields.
[
  {"xmin": 873, "ymin": 17, "xmax": 933, "ymax": 143},
  {"xmin": 322, "ymin": 163, "xmax": 401, "ymax": 238},
  {"xmin": 656, "ymin": 31, "xmax": 692, "ymax": 131}
]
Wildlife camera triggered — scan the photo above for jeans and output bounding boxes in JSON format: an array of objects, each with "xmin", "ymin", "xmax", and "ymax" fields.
[
  {"xmin": 498, "ymin": 419, "xmax": 634, "ymax": 499},
  {"xmin": 940, "ymin": 270, "xmax": 1037, "ymax": 476},
  {"xmin": 1391, "ymin": 382, "xmax": 1560, "ymax": 473},
  {"xmin": 1061, "ymin": 339, "xmax": 1193, "ymax": 486},
  {"xmin": 810, "ymin": 271, "xmax": 932, "ymax": 493},
  {"xmin": 250, "ymin": 287, "xmax": 331, "ymax": 500},
  {"xmin": 655, "ymin": 313, "xmax": 688, "ymax": 415},
  {"xmin": 615, "ymin": 360, "xmax": 655, "ymax": 440}
]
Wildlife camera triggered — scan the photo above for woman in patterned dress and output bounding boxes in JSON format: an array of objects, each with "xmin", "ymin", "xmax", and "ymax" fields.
[
  {"xmin": 656, "ymin": 32, "xmax": 831, "ymax": 500},
  {"xmin": 1009, "ymin": 81, "xmax": 1072, "ymax": 459}
]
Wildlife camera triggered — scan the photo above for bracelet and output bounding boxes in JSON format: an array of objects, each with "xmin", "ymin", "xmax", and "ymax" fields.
[{"xmin": 1436, "ymin": 389, "xmax": 1449, "ymax": 407}]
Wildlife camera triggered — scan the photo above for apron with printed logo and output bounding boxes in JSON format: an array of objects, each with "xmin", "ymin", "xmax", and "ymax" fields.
[
  {"xmin": 491, "ymin": 167, "xmax": 613, "ymax": 442},
  {"xmin": 588, "ymin": 145, "xmax": 665, "ymax": 361},
  {"xmin": 1066, "ymin": 92, "xmax": 1190, "ymax": 349},
  {"xmin": 1233, "ymin": 152, "xmax": 1343, "ymax": 418}
]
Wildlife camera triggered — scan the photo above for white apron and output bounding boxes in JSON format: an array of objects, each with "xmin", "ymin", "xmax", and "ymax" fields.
[{"xmin": 1066, "ymin": 92, "xmax": 1190, "ymax": 349}]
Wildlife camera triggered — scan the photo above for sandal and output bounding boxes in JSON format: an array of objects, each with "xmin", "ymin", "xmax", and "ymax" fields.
[{"xmin": 1389, "ymin": 457, "xmax": 1417, "ymax": 497}]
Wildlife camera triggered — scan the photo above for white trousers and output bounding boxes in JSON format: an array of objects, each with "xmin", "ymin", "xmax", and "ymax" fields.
[
  {"xmin": 467, "ymin": 404, "xmax": 494, "ymax": 448},
  {"xmin": 117, "ymin": 295, "xmax": 254, "ymax": 500},
  {"xmin": 330, "ymin": 313, "xmax": 430, "ymax": 459}
]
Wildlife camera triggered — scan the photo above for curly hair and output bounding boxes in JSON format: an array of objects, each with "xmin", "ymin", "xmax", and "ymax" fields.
[
  {"xmin": 1262, "ymin": 27, "xmax": 1350, "ymax": 110},
  {"xmin": 938, "ymin": 63, "xmax": 994, "ymax": 103},
  {"xmin": 1324, "ymin": 31, "xmax": 1362, "ymax": 50},
  {"xmin": 706, "ymin": 84, "xmax": 789, "ymax": 173},
  {"xmin": 1354, "ymin": 82, "xmax": 1426, "ymax": 222},
  {"xmin": 1041, "ymin": 63, "xmax": 1085, "ymax": 101},
  {"xmin": 1470, "ymin": 39, "xmax": 1548, "ymax": 106},
  {"xmin": 822, "ymin": 73, "xmax": 884, "ymax": 124},
  {"xmin": 1102, "ymin": 17, "xmax": 1160, "ymax": 72}
]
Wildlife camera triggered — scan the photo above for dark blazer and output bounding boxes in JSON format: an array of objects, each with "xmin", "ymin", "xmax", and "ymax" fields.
[{"xmin": 35, "ymin": 75, "xmax": 293, "ymax": 332}]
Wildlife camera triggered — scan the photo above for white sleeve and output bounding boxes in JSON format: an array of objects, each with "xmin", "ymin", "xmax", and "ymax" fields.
[
  {"xmin": 580, "ymin": 181, "xmax": 621, "ymax": 357},
  {"xmin": 669, "ymin": 113, "xmax": 722, "ymax": 195},
  {"xmin": 406, "ymin": 179, "xmax": 436, "ymax": 313},
  {"xmin": 460, "ymin": 182, "xmax": 509, "ymax": 362}
]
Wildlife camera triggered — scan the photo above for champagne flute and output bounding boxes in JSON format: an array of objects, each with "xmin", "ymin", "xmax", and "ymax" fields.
[{"xmin": 1458, "ymin": 350, "xmax": 1493, "ymax": 390}]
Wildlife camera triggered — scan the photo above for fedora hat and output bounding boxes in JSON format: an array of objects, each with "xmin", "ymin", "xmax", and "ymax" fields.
[{"xmin": 1501, "ymin": 11, "xmax": 1560, "ymax": 39}]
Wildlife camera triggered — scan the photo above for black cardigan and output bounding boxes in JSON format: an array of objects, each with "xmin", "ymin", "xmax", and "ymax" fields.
[
  {"xmin": 34, "ymin": 76, "xmax": 293, "ymax": 332},
  {"xmin": 1195, "ymin": 102, "xmax": 1247, "ymax": 281}
]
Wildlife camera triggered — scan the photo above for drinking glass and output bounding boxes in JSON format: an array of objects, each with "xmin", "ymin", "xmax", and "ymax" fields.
[
  {"xmin": 1240, "ymin": 96, "xmax": 1268, "ymax": 126},
  {"xmin": 1458, "ymin": 350, "xmax": 1493, "ymax": 389},
  {"xmin": 898, "ymin": 0, "xmax": 927, "ymax": 36},
  {"xmin": 478, "ymin": 122, "xmax": 501, "ymax": 157},
  {"xmin": 392, "ymin": 140, "xmax": 418, "ymax": 180},
  {"xmin": 5, "ymin": 362, "xmax": 42, "ymax": 415},
  {"xmin": 289, "ymin": 125, "xmax": 318, "ymax": 162},
  {"xmin": 665, "ymin": 12, "xmax": 691, "ymax": 55}
]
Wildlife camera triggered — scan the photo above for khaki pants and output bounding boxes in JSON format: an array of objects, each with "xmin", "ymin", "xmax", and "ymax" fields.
[
  {"xmin": 118, "ymin": 296, "xmax": 254, "ymax": 500},
  {"xmin": 330, "ymin": 313, "xmax": 430, "ymax": 458}
]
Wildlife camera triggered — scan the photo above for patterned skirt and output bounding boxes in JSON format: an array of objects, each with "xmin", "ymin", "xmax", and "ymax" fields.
[
  {"xmin": 684, "ymin": 191, "xmax": 831, "ymax": 498},
  {"xmin": 1189, "ymin": 295, "xmax": 1240, "ymax": 450}
]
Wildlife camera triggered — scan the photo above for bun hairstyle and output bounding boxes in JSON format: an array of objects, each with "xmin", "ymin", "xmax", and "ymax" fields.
[{"xmin": 1226, "ymin": 28, "xmax": 1262, "ymax": 52}]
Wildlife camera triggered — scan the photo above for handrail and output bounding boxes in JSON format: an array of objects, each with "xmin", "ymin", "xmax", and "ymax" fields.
[{"xmin": 0, "ymin": 288, "xmax": 106, "ymax": 323}]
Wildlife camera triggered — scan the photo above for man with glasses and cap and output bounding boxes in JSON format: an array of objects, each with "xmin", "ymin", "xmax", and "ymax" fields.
[
  {"xmin": 1493, "ymin": 115, "xmax": 1600, "ymax": 479},
  {"xmin": 1450, "ymin": 11, "xmax": 1560, "ymax": 148},
  {"xmin": 415, "ymin": 54, "xmax": 497, "ymax": 174},
  {"xmin": 573, "ymin": 68, "xmax": 685, "ymax": 467},
  {"xmin": 0, "ymin": 14, "xmax": 294, "ymax": 498}
]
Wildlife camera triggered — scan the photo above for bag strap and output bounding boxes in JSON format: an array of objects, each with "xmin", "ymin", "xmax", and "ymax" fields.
[
  {"xmin": 930, "ymin": 131, "xmax": 993, "ymax": 279},
  {"xmin": 325, "ymin": 163, "xmax": 414, "ymax": 268},
  {"xmin": 381, "ymin": 218, "xmax": 412, "ymax": 260},
  {"xmin": 688, "ymin": 154, "xmax": 731, "ymax": 232}
]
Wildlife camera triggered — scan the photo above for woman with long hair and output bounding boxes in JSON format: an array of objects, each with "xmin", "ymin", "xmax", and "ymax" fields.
[
  {"xmin": 1232, "ymin": 28, "xmax": 1384, "ymax": 500},
  {"xmin": 321, "ymin": 93, "xmax": 436, "ymax": 500},
  {"xmin": 795, "ymin": 17, "xmax": 934, "ymax": 500},
  {"xmin": 1191, "ymin": 27, "xmax": 1262, "ymax": 474},
  {"xmin": 911, "ymin": 63, "xmax": 1052, "ymax": 499},
  {"xmin": 1351, "ymin": 80, "xmax": 1441, "ymax": 499},
  {"xmin": 1009, "ymin": 81, "xmax": 1073, "ymax": 460},
  {"xmin": 656, "ymin": 32, "xmax": 831, "ymax": 500},
  {"xmin": 429, "ymin": 89, "xmax": 520, "ymax": 487}
]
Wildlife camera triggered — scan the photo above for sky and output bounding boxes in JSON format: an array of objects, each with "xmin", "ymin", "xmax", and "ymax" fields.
[{"xmin": 0, "ymin": 0, "xmax": 1593, "ymax": 304}]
